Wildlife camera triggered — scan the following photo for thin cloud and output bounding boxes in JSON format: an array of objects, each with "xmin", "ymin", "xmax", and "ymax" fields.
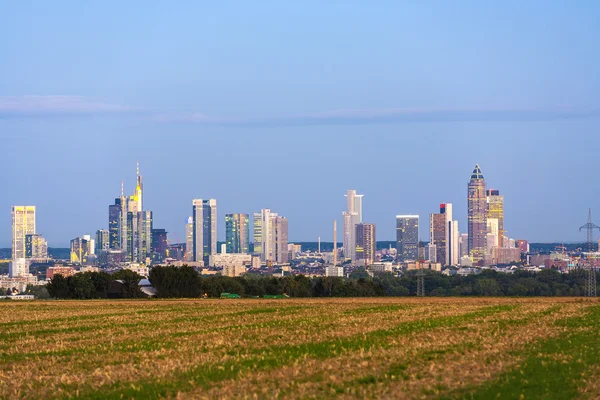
[
  {"xmin": 153, "ymin": 107, "xmax": 600, "ymax": 127},
  {"xmin": 0, "ymin": 95, "xmax": 136, "ymax": 117}
]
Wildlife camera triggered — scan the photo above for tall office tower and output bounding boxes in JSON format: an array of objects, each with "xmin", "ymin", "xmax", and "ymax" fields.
[
  {"xmin": 486, "ymin": 189, "xmax": 504, "ymax": 249},
  {"xmin": 440, "ymin": 204, "xmax": 460, "ymax": 266},
  {"xmin": 459, "ymin": 233, "xmax": 469, "ymax": 257},
  {"xmin": 273, "ymin": 215, "xmax": 289, "ymax": 263},
  {"xmin": 108, "ymin": 200, "xmax": 122, "ymax": 250},
  {"xmin": 11, "ymin": 206, "xmax": 36, "ymax": 260},
  {"xmin": 70, "ymin": 237, "xmax": 90, "ymax": 264},
  {"xmin": 135, "ymin": 211, "xmax": 153, "ymax": 262},
  {"xmin": 192, "ymin": 199, "xmax": 217, "ymax": 263},
  {"xmin": 342, "ymin": 190, "xmax": 363, "ymax": 262},
  {"xmin": 134, "ymin": 162, "xmax": 143, "ymax": 212},
  {"xmin": 185, "ymin": 216, "xmax": 194, "ymax": 261},
  {"xmin": 430, "ymin": 211, "xmax": 447, "ymax": 265},
  {"xmin": 468, "ymin": 164, "xmax": 487, "ymax": 264},
  {"xmin": 253, "ymin": 209, "xmax": 288, "ymax": 263},
  {"xmin": 151, "ymin": 228, "xmax": 168, "ymax": 261},
  {"xmin": 355, "ymin": 223, "xmax": 376, "ymax": 265},
  {"xmin": 396, "ymin": 215, "xmax": 419, "ymax": 262},
  {"xmin": 25, "ymin": 234, "xmax": 48, "ymax": 259},
  {"xmin": 225, "ymin": 213, "xmax": 250, "ymax": 253},
  {"xmin": 95, "ymin": 229, "xmax": 110, "ymax": 253}
]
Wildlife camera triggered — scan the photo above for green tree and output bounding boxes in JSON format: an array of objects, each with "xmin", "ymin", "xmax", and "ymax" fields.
[
  {"xmin": 112, "ymin": 269, "xmax": 144, "ymax": 298},
  {"xmin": 46, "ymin": 274, "xmax": 70, "ymax": 299}
]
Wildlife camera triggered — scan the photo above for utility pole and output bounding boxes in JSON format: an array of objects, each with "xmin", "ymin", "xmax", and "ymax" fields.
[
  {"xmin": 416, "ymin": 268, "xmax": 425, "ymax": 297},
  {"xmin": 579, "ymin": 209, "xmax": 599, "ymax": 297}
]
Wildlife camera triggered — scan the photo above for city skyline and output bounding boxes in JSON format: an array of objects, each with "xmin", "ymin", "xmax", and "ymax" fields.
[{"xmin": 3, "ymin": 160, "xmax": 600, "ymax": 248}]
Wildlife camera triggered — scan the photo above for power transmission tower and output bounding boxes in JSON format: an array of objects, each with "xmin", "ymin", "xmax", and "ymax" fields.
[
  {"xmin": 579, "ymin": 209, "xmax": 599, "ymax": 297},
  {"xmin": 416, "ymin": 269, "xmax": 425, "ymax": 297}
]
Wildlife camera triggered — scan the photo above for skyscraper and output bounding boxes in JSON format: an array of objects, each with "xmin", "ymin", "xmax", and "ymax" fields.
[
  {"xmin": 25, "ymin": 234, "xmax": 48, "ymax": 259},
  {"xmin": 95, "ymin": 229, "xmax": 110, "ymax": 253},
  {"xmin": 343, "ymin": 190, "xmax": 363, "ymax": 262},
  {"xmin": 430, "ymin": 211, "xmax": 446, "ymax": 265},
  {"xmin": 185, "ymin": 216, "xmax": 194, "ymax": 262},
  {"xmin": 486, "ymin": 189, "xmax": 504, "ymax": 250},
  {"xmin": 12, "ymin": 206, "xmax": 36, "ymax": 260},
  {"xmin": 151, "ymin": 228, "xmax": 168, "ymax": 262},
  {"xmin": 226, "ymin": 213, "xmax": 250, "ymax": 253},
  {"xmin": 253, "ymin": 209, "xmax": 288, "ymax": 263},
  {"xmin": 192, "ymin": 199, "xmax": 217, "ymax": 263},
  {"xmin": 441, "ymin": 204, "xmax": 459, "ymax": 266},
  {"xmin": 355, "ymin": 223, "xmax": 376, "ymax": 265},
  {"xmin": 468, "ymin": 164, "xmax": 487, "ymax": 264},
  {"xmin": 396, "ymin": 215, "xmax": 419, "ymax": 262},
  {"xmin": 70, "ymin": 237, "xmax": 90, "ymax": 264}
]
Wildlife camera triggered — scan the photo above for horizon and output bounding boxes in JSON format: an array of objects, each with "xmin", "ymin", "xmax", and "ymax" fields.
[{"xmin": 2, "ymin": 2, "xmax": 600, "ymax": 247}]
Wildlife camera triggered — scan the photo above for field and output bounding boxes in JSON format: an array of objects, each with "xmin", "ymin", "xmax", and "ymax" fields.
[{"xmin": 1, "ymin": 298, "xmax": 600, "ymax": 399}]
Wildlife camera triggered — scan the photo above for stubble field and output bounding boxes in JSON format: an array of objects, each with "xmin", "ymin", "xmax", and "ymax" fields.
[{"xmin": 1, "ymin": 297, "xmax": 600, "ymax": 399}]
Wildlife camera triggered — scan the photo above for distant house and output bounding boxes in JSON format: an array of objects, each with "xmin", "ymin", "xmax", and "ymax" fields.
[{"xmin": 107, "ymin": 279, "xmax": 157, "ymax": 298}]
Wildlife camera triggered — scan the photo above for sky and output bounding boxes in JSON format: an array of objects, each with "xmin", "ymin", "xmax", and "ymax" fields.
[{"xmin": 1, "ymin": 1, "xmax": 600, "ymax": 247}]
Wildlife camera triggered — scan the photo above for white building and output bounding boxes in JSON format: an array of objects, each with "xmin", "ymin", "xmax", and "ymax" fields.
[
  {"xmin": 253, "ymin": 209, "xmax": 288, "ymax": 263},
  {"xmin": 185, "ymin": 216, "xmax": 194, "ymax": 262},
  {"xmin": 370, "ymin": 262, "xmax": 393, "ymax": 273},
  {"xmin": 342, "ymin": 190, "xmax": 363, "ymax": 263},
  {"xmin": 9, "ymin": 258, "xmax": 28, "ymax": 278},
  {"xmin": 12, "ymin": 206, "xmax": 36, "ymax": 260},
  {"xmin": 325, "ymin": 265, "xmax": 344, "ymax": 277},
  {"xmin": 223, "ymin": 264, "xmax": 247, "ymax": 277},
  {"xmin": 443, "ymin": 204, "xmax": 460, "ymax": 266},
  {"xmin": 209, "ymin": 253, "xmax": 252, "ymax": 268}
]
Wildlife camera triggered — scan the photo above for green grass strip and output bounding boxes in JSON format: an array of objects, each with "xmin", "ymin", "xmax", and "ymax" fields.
[{"xmin": 69, "ymin": 304, "xmax": 515, "ymax": 400}]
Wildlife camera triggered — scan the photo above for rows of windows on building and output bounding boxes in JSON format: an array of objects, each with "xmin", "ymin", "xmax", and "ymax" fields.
[{"xmin": 6, "ymin": 164, "xmax": 530, "ymax": 286}]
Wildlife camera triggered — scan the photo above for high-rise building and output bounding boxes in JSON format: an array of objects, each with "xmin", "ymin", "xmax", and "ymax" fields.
[
  {"xmin": 25, "ymin": 234, "xmax": 48, "ymax": 259},
  {"xmin": 355, "ymin": 223, "xmax": 376, "ymax": 265},
  {"xmin": 95, "ymin": 229, "xmax": 110, "ymax": 254},
  {"xmin": 343, "ymin": 190, "xmax": 363, "ymax": 262},
  {"xmin": 468, "ymin": 164, "xmax": 487, "ymax": 264},
  {"xmin": 517, "ymin": 239, "xmax": 530, "ymax": 254},
  {"xmin": 486, "ymin": 189, "xmax": 504, "ymax": 250},
  {"xmin": 459, "ymin": 233, "xmax": 469, "ymax": 257},
  {"xmin": 108, "ymin": 201, "xmax": 122, "ymax": 250},
  {"xmin": 440, "ymin": 204, "xmax": 459, "ymax": 266},
  {"xmin": 192, "ymin": 199, "xmax": 217, "ymax": 264},
  {"xmin": 151, "ymin": 228, "xmax": 168, "ymax": 262},
  {"xmin": 430, "ymin": 212, "xmax": 446, "ymax": 265},
  {"xmin": 12, "ymin": 206, "xmax": 36, "ymax": 260},
  {"xmin": 70, "ymin": 237, "xmax": 91, "ymax": 264},
  {"xmin": 225, "ymin": 213, "xmax": 250, "ymax": 254},
  {"xmin": 185, "ymin": 216, "xmax": 193, "ymax": 262},
  {"xmin": 396, "ymin": 215, "xmax": 419, "ymax": 262},
  {"xmin": 253, "ymin": 209, "xmax": 288, "ymax": 263}
]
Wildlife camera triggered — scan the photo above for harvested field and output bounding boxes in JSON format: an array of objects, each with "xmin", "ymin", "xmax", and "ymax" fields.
[{"xmin": 1, "ymin": 298, "xmax": 599, "ymax": 399}]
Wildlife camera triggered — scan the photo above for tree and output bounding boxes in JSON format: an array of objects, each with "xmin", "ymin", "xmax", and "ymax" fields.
[
  {"xmin": 112, "ymin": 269, "xmax": 144, "ymax": 298},
  {"xmin": 47, "ymin": 274, "xmax": 70, "ymax": 299},
  {"xmin": 474, "ymin": 278, "xmax": 501, "ymax": 296},
  {"xmin": 68, "ymin": 273, "xmax": 96, "ymax": 299},
  {"xmin": 150, "ymin": 265, "xmax": 201, "ymax": 298}
]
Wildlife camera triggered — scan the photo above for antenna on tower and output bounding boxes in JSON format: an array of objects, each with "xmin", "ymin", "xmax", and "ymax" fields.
[
  {"xmin": 121, "ymin": 180, "xmax": 124, "ymax": 197},
  {"xmin": 136, "ymin": 161, "xmax": 140, "ymax": 177}
]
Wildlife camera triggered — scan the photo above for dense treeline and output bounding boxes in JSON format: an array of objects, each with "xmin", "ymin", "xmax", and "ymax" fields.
[
  {"xmin": 46, "ymin": 269, "xmax": 144, "ymax": 299},
  {"xmin": 44, "ymin": 265, "xmax": 597, "ymax": 299}
]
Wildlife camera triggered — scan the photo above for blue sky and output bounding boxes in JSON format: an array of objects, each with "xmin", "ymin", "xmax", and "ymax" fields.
[{"xmin": 1, "ymin": 1, "xmax": 599, "ymax": 246}]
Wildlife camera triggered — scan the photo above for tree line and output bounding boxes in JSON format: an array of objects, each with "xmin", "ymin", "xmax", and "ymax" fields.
[{"xmin": 43, "ymin": 265, "xmax": 597, "ymax": 299}]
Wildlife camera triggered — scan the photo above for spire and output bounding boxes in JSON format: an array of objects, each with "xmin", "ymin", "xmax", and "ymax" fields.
[
  {"xmin": 121, "ymin": 180, "xmax": 124, "ymax": 197},
  {"xmin": 136, "ymin": 161, "xmax": 140, "ymax": 177},
  {"xmin": 471, "ymin": 164, "xmax": 484, "ymax": 180}
]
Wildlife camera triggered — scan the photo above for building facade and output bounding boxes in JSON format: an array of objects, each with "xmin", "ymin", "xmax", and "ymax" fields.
[
  {"xmin": 12, "ymin": 206, "xmax": 36, "ymax": 260},
  {"xmin": 225, "ymin": 213, "xmax": 250, "ymax": 254},
  {"xmin": 192, "ymin": 199, "xmax": 217, "ymax": 263},
  {"xmin": 253, "ymin": 209, "xmax": 288, "ymax": 263},
  {"xmin": 396, "ymin": 215, "xmax": 419, "ymax": 262},
  {"xmin": 468, "ymin": 165, "xmax": 487, "ymax": 264},
  {"xmin": 355, "ymin": 223, "xmax": 376, "ymax": 265},
  {"xmin": 95, "ymin": 229, "xmax": 110, "ymax": 254},
  {"xmin": 342, "ymin": 190, "xmax": 363, "ymax": 262},
  {"xmin": 25, "ymin": 234, "xmax": 48, "ymax": 259},
  {"xmin": 486, "ymin": 189, "xmax": 504, "ymax": 250}
]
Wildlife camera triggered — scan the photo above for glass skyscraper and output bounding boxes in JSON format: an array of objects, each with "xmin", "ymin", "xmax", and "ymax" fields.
[
  {"xmin": 468, "ymin": 165, "xmax": 487, "ymax": 264},
  {"xmin": 193, "ymin": 199, "xmax": 217, "ymax": 264},
  {"xmin": 396, "ymin": 215, "xmax": 419, "ymax": 262},
  {"xmin": 225, "ymin": 213, "xmax": 249, "ymax": 254}
]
